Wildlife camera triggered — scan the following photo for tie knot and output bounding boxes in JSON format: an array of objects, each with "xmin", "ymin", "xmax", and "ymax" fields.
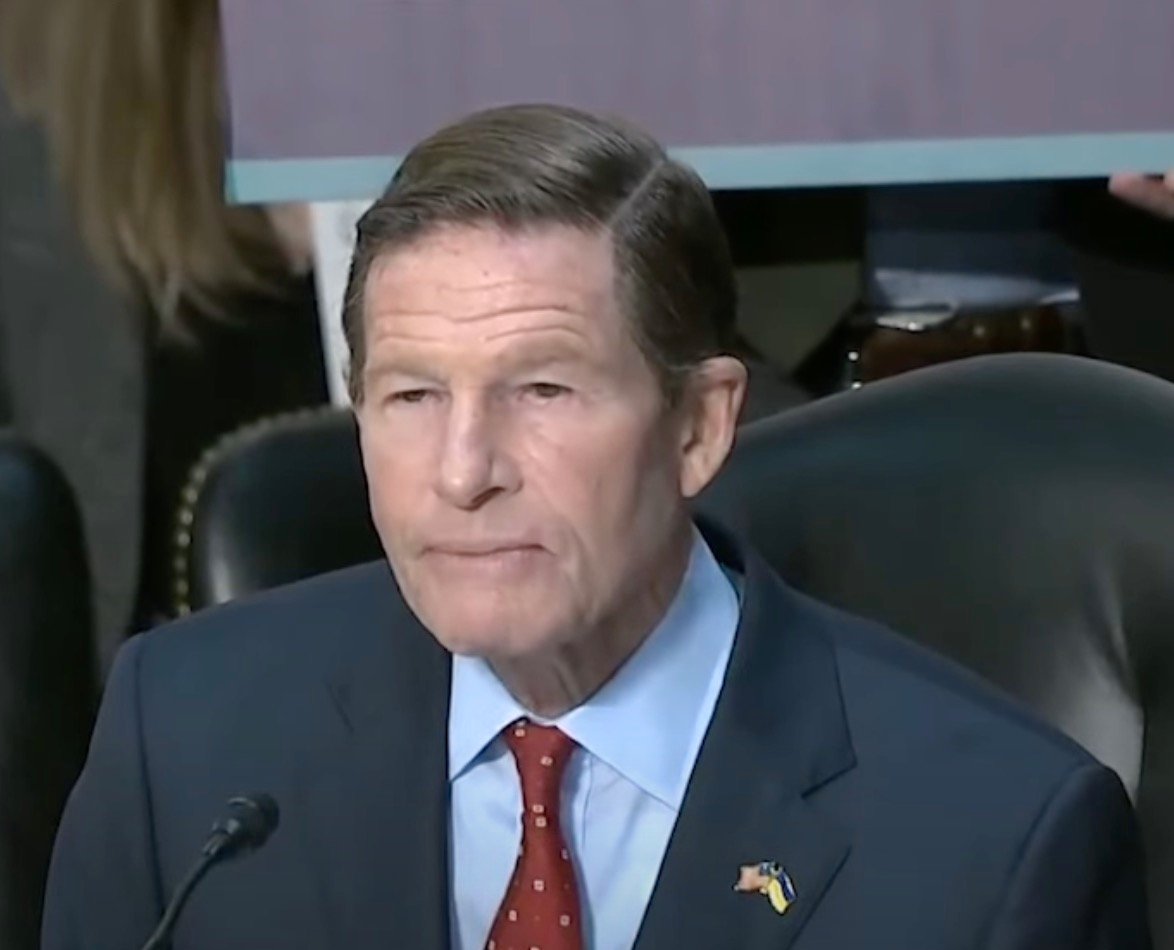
[{"xmin": 503, "ymin": 719, "xmax": 576, "ymax": 809}]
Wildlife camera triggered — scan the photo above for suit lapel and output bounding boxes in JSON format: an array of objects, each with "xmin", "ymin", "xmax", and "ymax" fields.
[
  {"xmin": 635, "ymin": 527, "xmax": 856, "ymax": 950},
  {"xmin": 296, "ymin": 572, "xmax": 453, "ymax": 949}
]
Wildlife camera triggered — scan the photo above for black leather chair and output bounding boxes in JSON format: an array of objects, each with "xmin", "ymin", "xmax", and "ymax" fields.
[
  {"xmin": 178, "ymin": 354, "xmax": 1174, "ymax": 945},
  {"xmin": 0, "ymin": 434, "xmax": 96, "ymax": 949},
  {"xmin": 173, "ymin": 408, "xmax": 383, "ymax": 614}
]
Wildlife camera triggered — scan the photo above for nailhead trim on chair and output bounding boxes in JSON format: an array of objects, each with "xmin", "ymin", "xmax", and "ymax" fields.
[{"xmin": 170, "ymin": 405, "xmax": 342, "ymax": 616}]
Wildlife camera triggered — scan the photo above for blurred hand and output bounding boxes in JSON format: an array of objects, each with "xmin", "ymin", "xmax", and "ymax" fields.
[{"xmin": 1109, "ymin": 171, "xmax": 1174, "ymax": 221}]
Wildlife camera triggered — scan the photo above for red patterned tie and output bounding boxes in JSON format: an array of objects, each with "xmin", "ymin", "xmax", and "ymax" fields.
[{"xmin": 485, "ymin": 719, "xmax": 583, "ymax": 950}]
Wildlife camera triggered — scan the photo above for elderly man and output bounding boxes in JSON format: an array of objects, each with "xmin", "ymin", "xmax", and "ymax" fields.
[{"xmin": 43, "ymin": 105, "xmax": 1149, "ymax": 950}]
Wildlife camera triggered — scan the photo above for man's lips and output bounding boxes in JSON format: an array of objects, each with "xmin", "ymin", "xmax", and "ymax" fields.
[{"xmin": 425, "ymin": 541, "xmax": 545, "ymax": 557}]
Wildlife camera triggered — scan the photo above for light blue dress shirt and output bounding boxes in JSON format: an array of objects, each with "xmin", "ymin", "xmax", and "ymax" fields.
[{"xmin": 448, "ymin": 530, "xmax": 740, "ymax": 950}]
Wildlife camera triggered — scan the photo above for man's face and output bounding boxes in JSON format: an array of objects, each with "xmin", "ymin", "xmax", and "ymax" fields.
[{"xmin": 354, "ymin": 224, "xmax": 707, "ymax": 661}]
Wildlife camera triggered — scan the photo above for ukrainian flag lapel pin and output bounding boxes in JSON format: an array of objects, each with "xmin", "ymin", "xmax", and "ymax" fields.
[{"xmin": 734, "ymin": 861, "xmax": 797, "ymax": 915}]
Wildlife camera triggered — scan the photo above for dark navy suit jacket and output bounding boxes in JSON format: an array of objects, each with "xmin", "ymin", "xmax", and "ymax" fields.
[{"xmin": 43, "ymin": 526, "xmax": 1150, "ymax": 949}]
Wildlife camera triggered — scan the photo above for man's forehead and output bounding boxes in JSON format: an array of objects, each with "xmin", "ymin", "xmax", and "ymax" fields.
[
  {"xmin": 366, "ymin": 222, "xmax": 615, "ymax": 302},
  {"xmin": 361, "ymin": 223, "xmax": 626, "ymax": 346}
]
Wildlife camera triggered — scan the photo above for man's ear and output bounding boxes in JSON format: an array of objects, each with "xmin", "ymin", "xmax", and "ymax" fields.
[{"xmin": 677, "ymin": 356, "xmax": 748, "ymax": 499}]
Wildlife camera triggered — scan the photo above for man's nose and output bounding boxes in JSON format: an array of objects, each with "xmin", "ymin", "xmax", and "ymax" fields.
[{"xmin": 434, "ymin": 396, "xmax": 519, "ymax": 509}]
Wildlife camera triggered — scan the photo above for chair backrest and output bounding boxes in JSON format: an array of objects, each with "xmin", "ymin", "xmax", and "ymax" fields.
[
  {"xmin": 0, "ymin": 434, "xmax": 95, "ymax": 948},
  {"xmin": 696, "ymin": 353, "xmax": 1174, "ymax": 945},
  {"xmin": 175, "ymin": 409, "xmax": 383, "ymax": 613}
]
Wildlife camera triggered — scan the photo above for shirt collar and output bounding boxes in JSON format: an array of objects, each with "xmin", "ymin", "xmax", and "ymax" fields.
[{"xmin": 448, "ymin": 527, "xmax": 740, "ymax": 809}]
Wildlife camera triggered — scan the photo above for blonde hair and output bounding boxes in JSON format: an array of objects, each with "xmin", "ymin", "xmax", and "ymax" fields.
[{"xmin": 0, "ymin": 0, "xmax": 291, "ymax": 326}]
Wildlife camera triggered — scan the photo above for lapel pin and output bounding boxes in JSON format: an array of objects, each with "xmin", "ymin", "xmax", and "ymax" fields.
[{"xmin": 734, "ymin": 861, "xmax": 797, "ymax": 916}]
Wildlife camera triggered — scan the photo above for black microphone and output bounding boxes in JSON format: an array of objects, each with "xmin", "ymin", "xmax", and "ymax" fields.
[{"xmin": 140, "ymin": 793, "xmax": 280, "ymax": 950}]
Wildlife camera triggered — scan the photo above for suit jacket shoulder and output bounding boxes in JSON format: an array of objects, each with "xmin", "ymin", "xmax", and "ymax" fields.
[
  {"xmin": 137, "ymin": 561, "xmax": 400, "ymax": 668},
  {"xmin": 130, "ymin": 561, "xmax": 433, "ymax": 766},
  {"xmin": 766, "ymin": 590, "xmax": 1147, "ymax": 949},
  {"xmin": 614, "ymin": 529, "xmax": 1149, "ymax": 949},
  {"xmin": 44, "ymin": 561, "xmax": 454, "ymax": 950},
  {"xmin": 821, "ymin": 593, "xmax": 1098, "ymax": 780}
]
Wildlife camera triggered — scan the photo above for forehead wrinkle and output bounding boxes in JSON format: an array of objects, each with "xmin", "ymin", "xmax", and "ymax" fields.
[
  {"xmin": 366, "ymin": 304, "xmax": 595, "ymax": 350},
  {"xmin": 479, "ymin": 319, "xmax": 593, "ymax": 346},
  {"xmin": 370, "ymin": 298, "xmax": 582, "ymax": 325}
]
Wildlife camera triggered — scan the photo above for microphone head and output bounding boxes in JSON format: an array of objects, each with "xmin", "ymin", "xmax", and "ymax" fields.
[
  {"xmin": 207, "ymin": 793, "xmax": 280, "ymax": 859},
  {"xmin": 226, "ymin": 793, "xmax": 280, "ymax": 845}
]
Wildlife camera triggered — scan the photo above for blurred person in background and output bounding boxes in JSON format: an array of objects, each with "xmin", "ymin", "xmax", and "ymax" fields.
[
  {"xmin": 1109, "ymin": 172, "xmax": 1174, "ymax": 221},
  {"xmin": 795, "ymin": 168, "xmax": 1174, "ymax": 396},
  {"xmin": 1065, "ymin": 172, "xmax": 1174, "ymax": 382},
  {"xmin": 0, "ymin": 0, "xmax": 328, "ymax": 675}
]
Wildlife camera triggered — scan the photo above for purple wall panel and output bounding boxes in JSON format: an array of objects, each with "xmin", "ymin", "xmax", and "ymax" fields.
[{"xmin": 220, "ymin": 0, "xmax": 1174, "ymax": 161}]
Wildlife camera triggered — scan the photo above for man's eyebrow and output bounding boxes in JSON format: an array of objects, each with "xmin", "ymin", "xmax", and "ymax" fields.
[{"xmin": 362, "ymin": 358, "xmax": 441, "ymax": 383}]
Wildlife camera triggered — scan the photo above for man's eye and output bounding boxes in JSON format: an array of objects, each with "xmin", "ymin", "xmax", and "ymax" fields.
[
  {"xmin": 388, "ymin": 389, "xmax": 433, "ymax": 405},
  {"xmin": 524, "ymin": 382, "xmax": 570, "ymax": 400}
]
